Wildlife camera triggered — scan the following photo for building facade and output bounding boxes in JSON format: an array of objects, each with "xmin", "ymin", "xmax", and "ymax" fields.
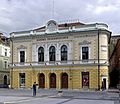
[
  {"xmin": 10, "ymin": 20, "xmax": 111, "ymax": 90},
  {"xmin": 0, "ymin": 33, "xmax": 10, "ymax": 86},
  {"xmin": 109, "ymin": 39, "xmax": 120, "ymax": 88},
  {"xmin": 109, "ymin": 35, "xmax": 120, "ymax": 57}
]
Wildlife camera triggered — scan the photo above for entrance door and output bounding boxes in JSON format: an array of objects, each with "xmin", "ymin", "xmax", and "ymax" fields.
[
  {"xmin": 61, "ymin": 73, "xmax": 68, "ymax": 89},
  {"xmin": 39, "ymin": 73, "xmax": 45, "ymax": 88},
  {"xmin": 50, "ymin": 73, "xmax": 56, "ymax": 88},
  {"xmin": 103, "ymin": 78, "xmax": 106, "ymax": 89},
  {"xmin": 82, "ymin": 72, "xmax": 89, "ymax": 88},
  {"xmin": 4, "ymin": 75, "xmax": 7, "ymax": 85}
]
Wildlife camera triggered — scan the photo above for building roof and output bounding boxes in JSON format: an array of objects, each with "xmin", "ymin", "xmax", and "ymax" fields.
[
  {"xmin": 34, "ymin": 22, "xmax": 85, "ymax": 31},
  {"xmin": 10, "ymin": 20, "xmax": 110, "ymax": 38},
  {"xmin": 0, "ymin": 33, "xmax": 10, "ymax": 46}
]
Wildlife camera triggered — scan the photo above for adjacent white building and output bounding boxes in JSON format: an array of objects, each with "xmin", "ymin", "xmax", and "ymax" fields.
[{"xmin": 0, "ymin": 34, "xmax": 10, "ymax": 86}]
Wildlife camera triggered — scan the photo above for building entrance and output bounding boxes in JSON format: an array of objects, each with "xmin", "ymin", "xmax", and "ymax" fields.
[
  {"xmin": 61, "ymin": 73, "xmax": 68, "ymax": 89},
  {"xmin": 82, "ymin": 72, "xmax": 89, "ymax": 88},
  {"xmin": 39, "ymin": 73, "xmax": 45, "ymax": 88},
  {"xmin": 50, "ymin": 73, "xmax": 56, "ymax": 88}
]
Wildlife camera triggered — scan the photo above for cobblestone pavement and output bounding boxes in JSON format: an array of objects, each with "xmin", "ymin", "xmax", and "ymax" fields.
[{"xmin": 0, "ymin": 88, "xmax": 119, "ymax": 104}]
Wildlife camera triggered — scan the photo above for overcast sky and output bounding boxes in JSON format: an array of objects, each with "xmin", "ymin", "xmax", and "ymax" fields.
[{"xmin": 0, "ymin": 0, "xmax": 120, "ymax": 36}]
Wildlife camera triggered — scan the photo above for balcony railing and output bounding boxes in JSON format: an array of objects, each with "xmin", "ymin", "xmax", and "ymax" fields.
[{"xmin": 9, "ymin": 59, "xmax": 108, "ymax": 68}]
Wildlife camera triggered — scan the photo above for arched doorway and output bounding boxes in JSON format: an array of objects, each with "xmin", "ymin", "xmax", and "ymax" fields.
[
  {"xmin": 39, "ymin": 73, "xmax": 45, "ymax": 88},
  {"xmin": 49, "ymin": 73, "xmax": 56, "ymax": 88},
  {"xmin": 61, "ymin": 73, "xmax": 68, "ymax": 89},
  {"xmin": 4, "ymin": 75, "xmax": 7, "ymax": 85}
]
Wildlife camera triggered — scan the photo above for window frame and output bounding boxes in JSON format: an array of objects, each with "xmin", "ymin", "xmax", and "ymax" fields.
[
  {"xmin": 38, "ymin": 47, "xmax": 44, "ymax": 62},
  {"xmin": 80, "ymin": 46, "xmax": 90, "ymax": 60},
  {"xmin": 49, "ymin": 46, "xmax": 56, "ymax": 61},
  {"xmin": 61, "ymin": 45, "xmax": 68, "ymax": 61}
]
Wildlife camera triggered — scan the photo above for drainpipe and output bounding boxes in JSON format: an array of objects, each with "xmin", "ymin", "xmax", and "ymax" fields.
[
  {"xmin": 10, "ymin": 37, "xmax": 13, "ymax": 88},
  {"xmin": 98, "ymin": 29, "xmax": 100, "ymax": 90}
]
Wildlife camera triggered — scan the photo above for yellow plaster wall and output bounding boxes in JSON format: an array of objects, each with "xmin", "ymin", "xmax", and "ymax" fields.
[{"xmin": 11, "ymin": 65, "xmax": 108, "ymax": 90}]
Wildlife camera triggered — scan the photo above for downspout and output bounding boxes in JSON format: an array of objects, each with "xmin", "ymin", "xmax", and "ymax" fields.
[
  {"xmin": 10, "ymin": 37, "xmax": 13, "ymax": 88},
  {"xmin": 98, "ymin": 29, "xmax": 100, "ymax": 90}
]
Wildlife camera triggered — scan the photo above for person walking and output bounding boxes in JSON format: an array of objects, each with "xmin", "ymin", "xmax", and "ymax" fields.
[{"xmin": 33, "ymin": 82, "xmax": 37, "ymax": 96}]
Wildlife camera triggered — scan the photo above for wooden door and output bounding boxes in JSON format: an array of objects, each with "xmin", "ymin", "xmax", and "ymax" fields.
[
  {"xmin": 50, "ymin": 73, "xmax": 56, "ymax": 88},
  {"xmin": 39, "ymin": 73, "xmax": 45, "ymax": 88}
]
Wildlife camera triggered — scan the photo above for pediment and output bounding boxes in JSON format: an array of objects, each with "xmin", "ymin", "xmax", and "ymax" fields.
[{"xmin": 46, "ymin": 20, "xmax": 58, "ymax": 32}]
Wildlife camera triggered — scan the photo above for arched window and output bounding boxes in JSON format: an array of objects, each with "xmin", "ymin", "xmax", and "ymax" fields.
[
  {"xmin": 38, "ymin": 47, "xmax": 44, "ymax": 62},
  {"xmin": 49, "ymin": 46, "xmax": 56, "ymax": 61},
  {"xmin": 61, "ymin": 45, "xmax": 67, "ymax": 61}
]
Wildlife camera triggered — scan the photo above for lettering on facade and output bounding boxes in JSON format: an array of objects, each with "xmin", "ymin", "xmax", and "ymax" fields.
[
  {"xmin": 47, "ymin": 36, "xmax": 68, "ymax": 40},
  {"xmin": 36, "ymin": 36, "xmax": 68, "ymax": 41},
  {"xmin": 36, "ymin": 38, "xmax": 46, "ymax": 41}
]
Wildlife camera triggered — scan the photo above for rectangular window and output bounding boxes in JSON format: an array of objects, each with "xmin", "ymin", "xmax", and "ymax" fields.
[
  {"xmin": 20, "ymin": 51, "xmax": 25, "ymax": 63},
  {"xmin": 4, "ymin": 61, "xmax": 7, "ymax": 69},
  {"xmin": 5, "ymin": 49, "xmax": 7, "ymax": 56},
  {"xmin": 82, "ymin": 47, "xmax": 89, "ymax": 60},
  {"xmin": 19, "ymin": 73, "xmax": 25, "ymax": 88}
]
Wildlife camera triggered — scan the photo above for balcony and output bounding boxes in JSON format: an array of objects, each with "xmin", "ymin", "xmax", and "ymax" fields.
[{"xmin": 9, "ymin": 59, "xmax": 108, "ymax": 68}]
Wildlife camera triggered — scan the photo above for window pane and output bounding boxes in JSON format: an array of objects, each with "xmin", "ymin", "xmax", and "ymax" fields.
[
  {"xmin": 61, "ymin": 45, "xmax": 67, "ymax": 61},
  {"xmin": 82, "ymin": 47, "xmax": 89, "ymax": 60},
  {"xmin": 49, "ymin": 46, "xmax": 56, "ymax": 61},
  {"xmin": 20, "ymin": 51, "xmax": 25, "ymax": 62},
  {"xmin": 38, "ymin": 47, "xmax": 44, "ymax": 62}
]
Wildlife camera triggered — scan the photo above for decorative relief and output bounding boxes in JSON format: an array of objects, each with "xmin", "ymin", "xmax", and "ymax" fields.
[
  {"xmin": 46, "ymin": 20, "xmax": 58, "ymax": 32},
  {"xmin": 79, "ymin": 40, "xmax": 91, "ymax": 45},
  {"xmin": 74, "ymin": 34, "xmax": 96, "ymax": 38},
  {"xmin": 17, "ymin": 45, "xmax": 27, "ymax": 49}
]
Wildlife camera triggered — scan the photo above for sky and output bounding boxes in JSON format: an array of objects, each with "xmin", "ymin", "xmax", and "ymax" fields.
[{"xmin": 0, "ymin": 0, "xmax": 120, "ymax": 37}]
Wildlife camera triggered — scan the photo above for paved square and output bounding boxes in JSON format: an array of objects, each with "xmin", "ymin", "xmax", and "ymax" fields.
[
  {"xmin": 3, "ymin": 97, "xmax": 114, "ymax": 104},
  {"xmin": 0, "ymin": 89, "xmax": 119, "ymax": 104}
]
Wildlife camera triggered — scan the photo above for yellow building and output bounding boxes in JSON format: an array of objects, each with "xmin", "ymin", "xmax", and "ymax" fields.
[{"xmin": 10, "ymin": 20, "xmax": 111, "ymax": 90}]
